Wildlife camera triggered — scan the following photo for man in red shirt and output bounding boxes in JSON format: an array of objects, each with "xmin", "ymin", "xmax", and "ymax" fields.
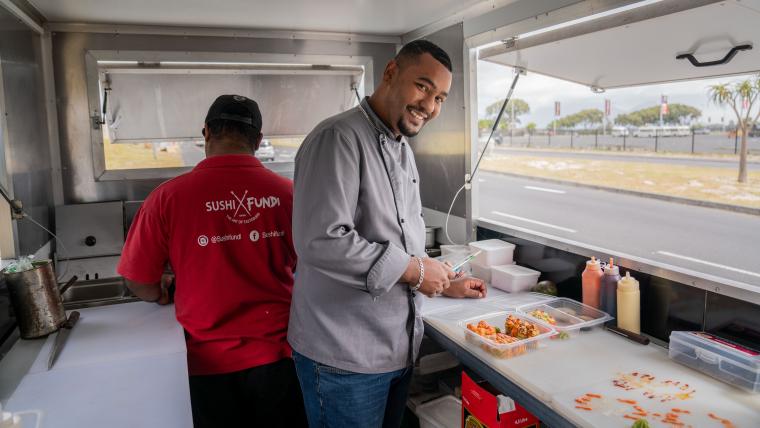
[{"xmin": 118, "ymin": 95, "xmax": 306, "ymax": 427}]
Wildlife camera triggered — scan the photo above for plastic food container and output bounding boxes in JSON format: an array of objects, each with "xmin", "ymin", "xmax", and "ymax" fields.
[
  {"xmin": 469, "ymin": 261, "xmax": 491, "ymax": 284},
  {"xmin": 491, "ymin": 264, "xmax": 540, "ymax": 293},
  {"xmin": 459, "ymin": 311, "xmax": 556, "ymax": 359},
  {"xmin": 440, "ymin": 244, "xmax": 470, "ymax": 257},
  {"xmin": 517, "ymin": 298, "xmax": 612, "ymax": 338},
  {"xmin": 480, "ymin": 293, "xmax": 556, "ymax": 312},
  {"xmin": 415, "ymin": 395, "xmax": 462, "ymax": 428},
  {"xmin": 468, "ymin": 240, "xmax": 515, "ymax": 266},
  {"xmin": 669, "ymin": 331, "xmax": 760, "ymax": 393}
]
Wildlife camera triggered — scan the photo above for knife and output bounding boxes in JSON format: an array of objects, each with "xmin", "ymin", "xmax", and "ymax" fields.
[{"xmin": 47, "ymin": 311, "xmax": 80, "ymax": 370}]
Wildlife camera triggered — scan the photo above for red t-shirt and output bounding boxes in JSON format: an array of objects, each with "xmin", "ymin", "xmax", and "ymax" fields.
[{"xmin": 117, "ymin": 154, "xmax": 296, "ymax": 376}]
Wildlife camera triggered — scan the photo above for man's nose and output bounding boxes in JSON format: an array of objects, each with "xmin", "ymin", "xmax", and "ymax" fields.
[{"xmin": 420, "ymin": 94, "xmax": 436, "ymax": 116}]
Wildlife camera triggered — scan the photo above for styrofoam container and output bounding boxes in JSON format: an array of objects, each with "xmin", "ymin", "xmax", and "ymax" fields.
[
  {"xmin": 440, "ymin": 244, "xmax": 470, "ymax": 257},
  {"xmin": 459, "ymin": 311, "xmax": 556, "ymax": 359},
  {"xmin": 416, "ymin": 395, "xmax": 462, "ymax": 428},
  {"xmin": 468, "ymin": 239, "xmax": 515, "ymax": 266},
  {"xmin": 517, "ymin": 298, "xmax": 612, "ymax": 338},
  {"xmin": 491, "ymin": 264, "xmax": 540, "ymax": 293},
  {"xmin": 669, "ymin": 331, "xmax": 760, "ymax": 393},
  {"xmin": 469, "ymin": 261, "xmax": 491, "ymax": 283}
]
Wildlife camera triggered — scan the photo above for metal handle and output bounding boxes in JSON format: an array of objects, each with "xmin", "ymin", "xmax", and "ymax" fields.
[
  {"xmin": 58, "ymin": 275, "xmax": 78, "ymax": 295},
  {"xmin": 676, "ymin": 44, "xmax": 752, "ymax": 68},
  {"xmin": 64, "ymin": 311, "xmax": 80, "ymax": 329}
]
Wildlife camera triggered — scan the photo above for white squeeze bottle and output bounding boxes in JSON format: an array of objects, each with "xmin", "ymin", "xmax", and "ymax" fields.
[{"xmin": 617, "ymin": 271, "xmax": 641, "ymax": 334}]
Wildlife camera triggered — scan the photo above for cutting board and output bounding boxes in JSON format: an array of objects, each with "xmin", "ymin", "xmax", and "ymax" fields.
[
  {"xmin": 422, "ymin": 290, "xmax": 551, "ymax": 317},
  {"xmin": 552, "ymin": 365, "xmax": 760, "ymax": 427},
  {"xmin": 28, "ymin": 302, "xmax": 185, "ymax": 374},
  {"xmin": 6, "ymin": 351, "xmax": 192, "ymax": 428}
]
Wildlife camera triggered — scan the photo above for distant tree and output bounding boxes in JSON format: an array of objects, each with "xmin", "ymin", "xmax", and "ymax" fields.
[
  {"xmin": 548, "ymin": 109, "xmax": 604, "ymax": 129},
  {"xmin": 526, "ymin": 122, "xmax": 537, "ymax": 135},
  {"xmin": 478, "ymin": 119, "xmax": 495, "ymax": 132},
  {"xmin": 484, "ymin": 98, "xmax": 530, "ymax": 129},
  {"xmin": 614, "ymin": 103, "xmax": 701, "ymax": 126},
  {"xmin": 708, "ymin": 74, "xmax": 760, "ymax": 183}
]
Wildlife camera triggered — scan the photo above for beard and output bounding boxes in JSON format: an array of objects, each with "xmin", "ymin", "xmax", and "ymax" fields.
[{"xmin": 397, "ymin": 118, "xmax": 421, "ymax": 138}]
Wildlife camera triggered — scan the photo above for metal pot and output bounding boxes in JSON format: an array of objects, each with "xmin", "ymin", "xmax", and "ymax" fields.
[
  {"xmin": 2, "ymin": 260, "xmax": 76, "ymax": 339},
  {"xmin": 425, "ymin": 226, "xmax": 439, "ymax": 249}
]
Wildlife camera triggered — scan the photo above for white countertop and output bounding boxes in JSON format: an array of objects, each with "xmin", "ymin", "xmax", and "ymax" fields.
[
  {"xmin": 422, "ymin": 292, "xmax": 760, "ymax": 427},
  {"xmin": 0, "ymin": 301, "xmax": 192, "ymax": 428}
]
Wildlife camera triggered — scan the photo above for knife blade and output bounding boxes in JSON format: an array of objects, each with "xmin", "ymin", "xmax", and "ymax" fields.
[{"xmin": 47, "ymin": 311, "xmax": 80, "ymax": 370}]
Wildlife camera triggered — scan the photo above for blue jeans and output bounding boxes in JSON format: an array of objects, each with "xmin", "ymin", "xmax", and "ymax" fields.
[{"xmin": 292, "ymin": 351, "xmax": 413, "ymax": 428}]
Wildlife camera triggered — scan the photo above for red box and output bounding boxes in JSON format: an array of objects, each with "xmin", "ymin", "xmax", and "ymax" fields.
[{"xmin": 461, "ymin": 372, "xmax": 539, "ymax": 428}]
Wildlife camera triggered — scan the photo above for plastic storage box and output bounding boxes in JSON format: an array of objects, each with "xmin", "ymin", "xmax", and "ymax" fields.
[
  {"xmin": 469, "ymin": 261, "xmax": 492, "ymax": 284},
  {"xmin": 415, "ymin": 395, "xmax": 462, "ymax": 428},
  {"xmin": 669, "ymin": 331, "xmax": 760, "ymax": 393},
  {"xmin": 517, "ymin": 298, "xmax": 612, "ymax": 338},
  {"xmin": 440, "ymin": 244, "xmax": 470, "ymax": 257},
  {"xmin": 459, "ymin": 311, "xmax": 556, "ymax": 359},
  {"xmin": 480, "ymin": 293, "xmax": 556, "ymax": 312},
  {"xmin": 491, "ymin": 264, "xmax": 540, "ymax": 293},
  {"xmin": 468, "ymin": 240, "xmax": 515, "ymax": 266}
]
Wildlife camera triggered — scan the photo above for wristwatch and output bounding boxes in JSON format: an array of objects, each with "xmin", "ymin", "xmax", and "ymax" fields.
[{"xmin": 410, "ymin": 257, "xmax": 424, "ymax": 292}]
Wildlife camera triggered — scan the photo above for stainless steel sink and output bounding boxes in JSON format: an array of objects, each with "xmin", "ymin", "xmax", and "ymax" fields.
[{"xmin": 62, "ymin": 278, "xmax": 140, "ymax": 309}]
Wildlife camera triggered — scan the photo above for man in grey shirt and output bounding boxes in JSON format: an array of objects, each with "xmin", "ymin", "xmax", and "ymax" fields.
[{"xmin": 289, "ymin": 40, "xmax": 486, "ymax": 427}]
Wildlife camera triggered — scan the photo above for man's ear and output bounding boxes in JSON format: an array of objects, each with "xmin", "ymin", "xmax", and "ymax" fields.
[
  {"xmin": 383, "ymin": 59, "xmax": 399, "ymax": 83},
  {"xmin": 254, "ymin": 132, "xmax": 263, "ymax": 151},
  {"xmin": 203, "ymin": 124, "xmax": 211, "ymax": 143}
]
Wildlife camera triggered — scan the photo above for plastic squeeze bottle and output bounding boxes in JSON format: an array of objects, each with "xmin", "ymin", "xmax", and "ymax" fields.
[
  {"xmin": 617, "ymin": 271, "xmax": 641, "ymax": 334},
  {"xmin": 600, "ymin": 258, "xmax": 621, "ymax": 318},
  {"xmin": 581, "ymin": 256, "xmax": 603, "ymax": 309}
]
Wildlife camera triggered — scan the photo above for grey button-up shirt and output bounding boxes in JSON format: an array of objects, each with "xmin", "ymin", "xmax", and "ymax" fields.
[{"xmin": 288, "ymin": 98, "xmax": 426, "ymax": 374}]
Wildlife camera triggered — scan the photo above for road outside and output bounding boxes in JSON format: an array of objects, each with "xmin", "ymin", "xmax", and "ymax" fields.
[{"xmin": 477, "ymin": 172, "xmax": 760, "ymax": 288}]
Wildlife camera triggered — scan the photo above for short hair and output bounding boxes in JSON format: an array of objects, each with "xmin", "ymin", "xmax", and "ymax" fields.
[
  {"xmin": 395, "ymin": 40, "xmax": 452, "ymax": 73},
  {"xmin": 206, "ymin": 119, "xmax": 259, "ymax": 149}
]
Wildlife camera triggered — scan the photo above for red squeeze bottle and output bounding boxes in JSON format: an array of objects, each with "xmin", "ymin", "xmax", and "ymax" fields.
[{"xmin": 582, "ymin": 256, "xmax": 603, "ymax": 309}]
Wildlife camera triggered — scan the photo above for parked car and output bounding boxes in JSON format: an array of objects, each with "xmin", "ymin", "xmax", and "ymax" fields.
[
  {"xmin": 255, "ymin": 139, "xmax": 276, "ymax": 162},
  {"xmin": 611, "ymin": 126, "xmax": 630, "ymax": 137}
]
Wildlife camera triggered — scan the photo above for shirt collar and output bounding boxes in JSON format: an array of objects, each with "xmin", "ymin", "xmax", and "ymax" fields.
[
  {"xmin": 360, "ymin": 97, "xmax": 406, "ymax": 144},
  {"xmin": 194, "ymin": 154, "xmax": 263, "ymax": 170}
]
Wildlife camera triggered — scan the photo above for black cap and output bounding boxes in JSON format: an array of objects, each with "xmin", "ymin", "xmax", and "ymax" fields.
[{"xmin": 204, "ymin": 95, "xmax": 262, "ymax": 131}]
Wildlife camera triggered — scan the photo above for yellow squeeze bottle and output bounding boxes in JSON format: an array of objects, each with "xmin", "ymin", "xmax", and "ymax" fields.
[{"xmin": 616, "ymin": 271, "xmax": 640, "ymax": 334}]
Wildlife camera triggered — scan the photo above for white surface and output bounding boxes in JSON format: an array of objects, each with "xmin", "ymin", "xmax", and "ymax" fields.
[
  {"xmin": 0, "ymin": 302, "xmax": 191, "ymax": 428},
  {"xmin": 28, "ymin": 302, "xmax": 185, "ymax": 374},
  {"xmin": 5, "ymin": 351, "xmax": 192, "ymax": 428},
  {"xmin": 468, "ymin": 239, "xmax": 515, "ymax": 266},
  {"xmin": 416, "ymin": 395, "xmax": 461, "ymax": 428},
  {"xmin": 482, "ymin": 0, "xmax": 760, "ymax": 89},
  {"xmin": 30, "ymin": 0, "xmax": 487, "ymax": 35},
  {"xmin": 552, "ymin": 364, "xmax": 760, "ymax": 428},
  {"xmin": 423, "ymin": 300, "xmax": 760, "ymax": 425},
  {"xmin": 491, "ymin": 264, "xmax": 540, "ymax": 293}
]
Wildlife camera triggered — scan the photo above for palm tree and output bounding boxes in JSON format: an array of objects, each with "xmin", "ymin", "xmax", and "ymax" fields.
[{"xmin": 708, "ymin": 75, "xmax": 760, "ymax": 183}]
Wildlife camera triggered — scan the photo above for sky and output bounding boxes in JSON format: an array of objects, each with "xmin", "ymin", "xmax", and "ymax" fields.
[{"xmin": 476, "ymin": 60, "xmax": 757, "ymax": 128}]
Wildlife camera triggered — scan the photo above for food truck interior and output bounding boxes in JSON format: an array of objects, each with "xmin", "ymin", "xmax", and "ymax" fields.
[{"xmin": 0, "ymin": 0, "xmax": 759, "ymax": 426}]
